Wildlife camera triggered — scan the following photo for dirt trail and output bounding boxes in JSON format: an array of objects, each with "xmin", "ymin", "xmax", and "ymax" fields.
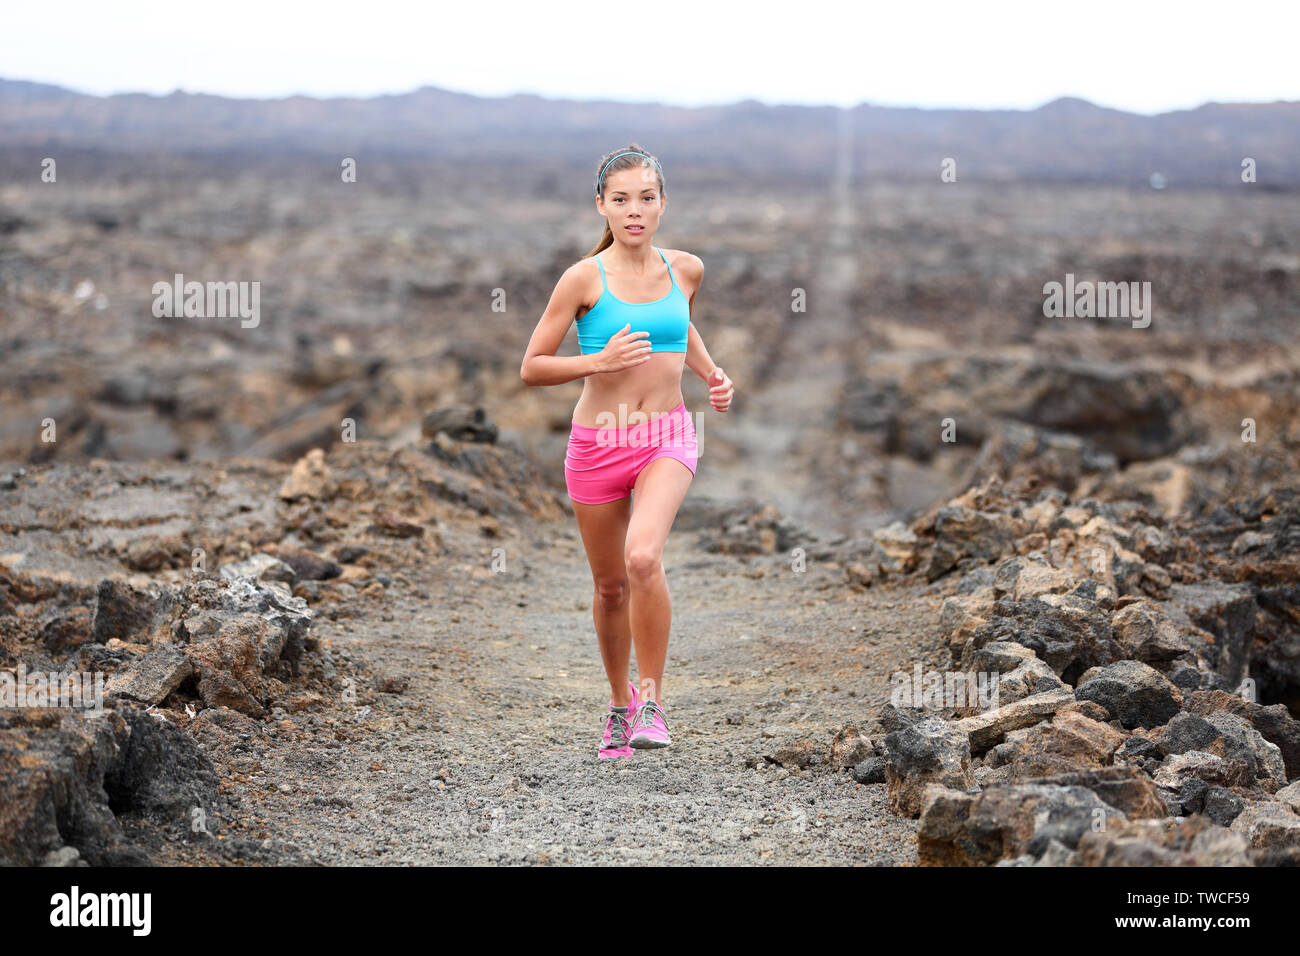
[
  {"xmin": 168, "ymin": 111, "xmax": 949, "ymax": 866},
  {"xmin": 0, "ymin": 111, "xmax": 954, "ymax": 866},
  {"xmin": 168, "ymin": 512, "xmax": 942, "ymax": 866},
  {"xmin": 691, "ymin": 108, "xmax": 860, "ymax": 539}
]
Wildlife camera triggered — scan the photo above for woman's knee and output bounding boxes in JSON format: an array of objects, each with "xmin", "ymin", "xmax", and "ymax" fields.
[
  {"xmin": 593, "ymin": 576, "xmax": 629, "ymax": 609},
  {"xmin": 624, "ymin": 544, "xmax": 662, "ymax": 582}
]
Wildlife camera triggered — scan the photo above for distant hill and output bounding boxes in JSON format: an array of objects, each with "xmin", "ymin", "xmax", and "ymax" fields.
[{"xmin": 2, "ymin": 78, "xmax": 1296, "ymax": 187}]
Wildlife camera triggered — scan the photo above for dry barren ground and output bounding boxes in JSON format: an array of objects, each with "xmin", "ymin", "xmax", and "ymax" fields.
[{"xmin": 144, "ymin": 502, "xmax": 943, "ymax": 866}]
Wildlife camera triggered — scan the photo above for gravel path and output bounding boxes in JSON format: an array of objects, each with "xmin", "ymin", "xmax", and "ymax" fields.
[
  {"xmin": 172, "ymin": 513, "xmax": 945, "ymax": 866},
  {"xmin": 141, "ymin": 112, "xmax": 948, "ymax": 867}
]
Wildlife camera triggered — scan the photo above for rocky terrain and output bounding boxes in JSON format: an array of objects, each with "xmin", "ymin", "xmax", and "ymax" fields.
[
  {"xmin": 1, "ymin": 433, "xmax": 937, "ymax": 865},
  {"xmin": 2, "ymin": 107, "xmax": 1299, "ymax": 864},
  {"xmin": 3, "ymin": 415, "xmax": 1299, "ymax": 865}
]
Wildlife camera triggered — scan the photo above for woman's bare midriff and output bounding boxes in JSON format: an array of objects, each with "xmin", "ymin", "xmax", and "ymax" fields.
[
  {"xmin": 572, "ymin": 352, "xmax": 686, "ymax": 428},
  {"xmin": 571, "ymin": 251, "xmax": 689, "ymax": 428}
]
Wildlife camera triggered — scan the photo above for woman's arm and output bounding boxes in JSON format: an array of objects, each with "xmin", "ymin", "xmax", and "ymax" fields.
[
  {"xmin": 678, "ymin": 253, "xmax": 734, "ymax": 411},
  {"xmin": 521, "ymin": 264, "xmax": 593, "ymax": 385},
  {"xmin": 680, "ymin": 255, "xmax": 718, "ymax": 380},
  {"xmin": 522, "ymin": 348, "xmax": 599, "ymax": 387},
  {"xmin": 685, "ymin": 321, "xmax": 718, "ymax": 381}
]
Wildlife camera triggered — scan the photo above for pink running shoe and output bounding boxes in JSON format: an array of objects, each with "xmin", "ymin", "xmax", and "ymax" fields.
[
  {"xmin": 628, "ymin": 699, "xmax": 671, "ymax": 748},
  {"xmin": 598, "ymin": 681, "xmax": 640, "ymax": 759}
]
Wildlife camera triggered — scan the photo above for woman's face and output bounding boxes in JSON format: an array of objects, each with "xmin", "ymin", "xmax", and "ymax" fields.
[{"xmin": 598, "ymin": 165, "xmax": 665, "ymax": 242}]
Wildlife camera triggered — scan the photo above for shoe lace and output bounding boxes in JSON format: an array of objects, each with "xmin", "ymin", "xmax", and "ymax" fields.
[
  {"xmin": 603, "ymin": 709, "xmax": 630, "ymax": 743},
  {"xmin": 636, "ymin": 701, "xmax": 665, "ymax": 730}
]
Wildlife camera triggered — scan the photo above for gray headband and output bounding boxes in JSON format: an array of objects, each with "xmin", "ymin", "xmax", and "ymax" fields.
[{"xmin": 597, "ymin": 151, "xmax": 663, "ymax": 196}]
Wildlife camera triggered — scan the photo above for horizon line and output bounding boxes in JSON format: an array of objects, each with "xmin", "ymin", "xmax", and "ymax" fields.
[{"xmin": 4, "ymin": 75, "xmax": 1296, "ymax": 119}]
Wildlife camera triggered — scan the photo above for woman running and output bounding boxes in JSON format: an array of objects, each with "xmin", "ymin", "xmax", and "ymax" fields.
[{"xmin": 520, "ymin": 144, "xmax": 734, "ymax": 759}]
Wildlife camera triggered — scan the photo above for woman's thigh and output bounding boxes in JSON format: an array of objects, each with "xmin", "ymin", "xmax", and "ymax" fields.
[
  {"xmin": 572, "ymin": 495, "xmax": 632, "ymax": 588},
  {"xmin": 624, "ymin": 408, "xmax": 696, "ymax": 557},
  {"xmin": 625, "ymin": 457, "xmax": 694, "ymax": 564}
]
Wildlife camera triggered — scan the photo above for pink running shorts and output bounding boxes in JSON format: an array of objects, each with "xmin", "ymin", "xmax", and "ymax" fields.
[{"xmin": 565, "ymin": 402, "xmax": 699, "ymax": 504}]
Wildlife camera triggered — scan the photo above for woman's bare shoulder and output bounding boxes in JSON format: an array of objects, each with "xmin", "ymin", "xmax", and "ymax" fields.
[
  {"xmin": 558, "ymin": 256, "xmax": 601, "ymax": 288},
  {"xmin": 558, "ymin": 256, "xmax": 602, "ymax": 311},
  {"xmin": 664, "ymin": 249, "xmax": 703, "ymax": 284},
  {"xmin": 563, "ymin": 255, "xmax": 601, "ymax": 278}
]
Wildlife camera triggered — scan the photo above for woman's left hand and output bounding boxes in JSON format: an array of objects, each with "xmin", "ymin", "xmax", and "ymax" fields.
[{"xmin": 707, "ymin": 366, "xmax": 733, "ymax": 412}]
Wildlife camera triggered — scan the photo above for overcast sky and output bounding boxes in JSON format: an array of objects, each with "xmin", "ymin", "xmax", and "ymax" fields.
[{"xmin": 4, "ymin": 0, "xmax": 1297, "ymax": 115}]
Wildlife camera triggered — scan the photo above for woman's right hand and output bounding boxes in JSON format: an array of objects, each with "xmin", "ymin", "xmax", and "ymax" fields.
[{"xmin": 594, "ymin": 324, "xmax": 652, "ymax": 373}]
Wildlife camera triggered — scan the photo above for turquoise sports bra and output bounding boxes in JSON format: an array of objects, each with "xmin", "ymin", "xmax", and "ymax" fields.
[{"xmin": 576, "ymin": 247, "xmax": 690, "ymax": 354}]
